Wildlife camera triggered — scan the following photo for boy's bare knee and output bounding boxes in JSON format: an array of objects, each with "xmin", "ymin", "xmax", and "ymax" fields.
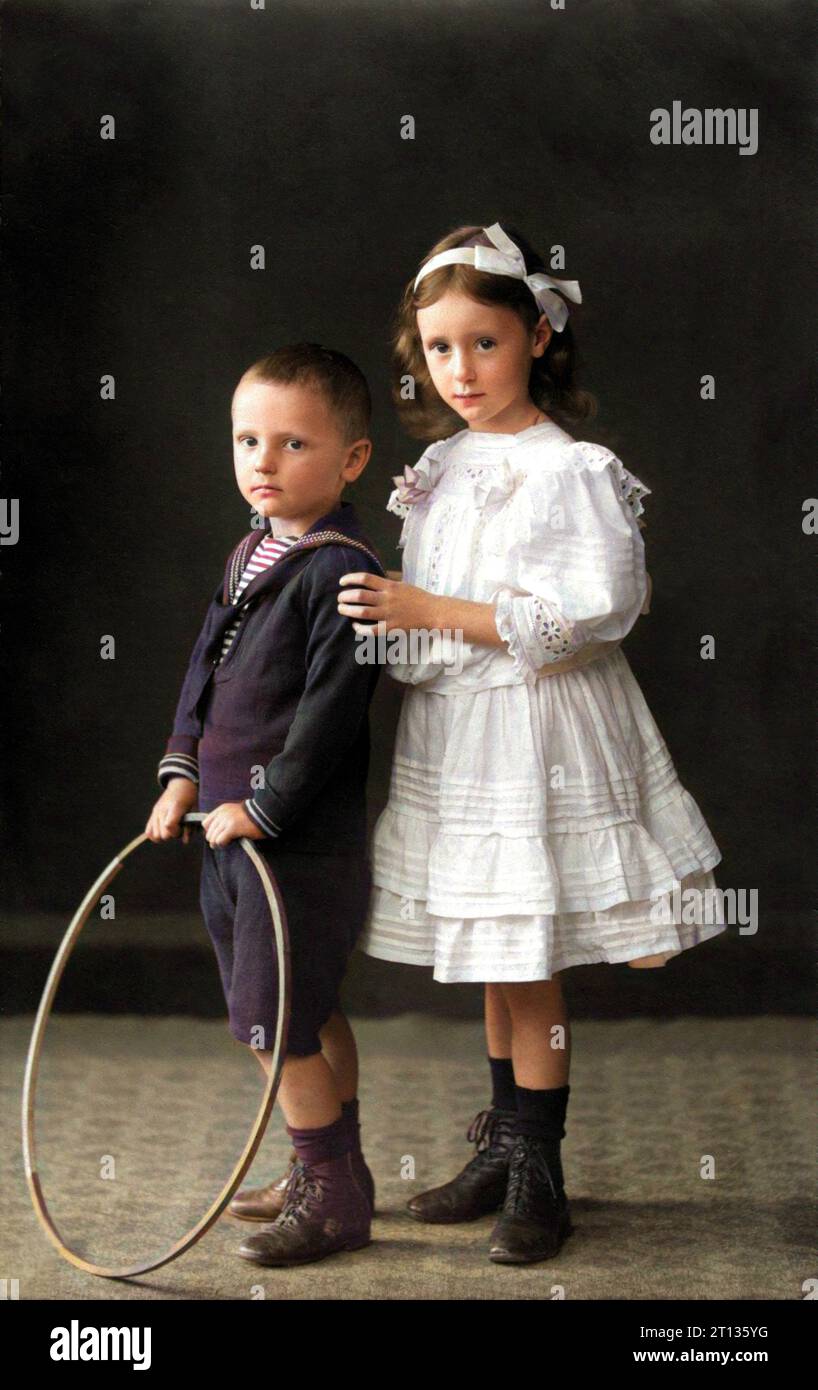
[{"xmin": 246, "ymin": 1043, "xmax": 273, "ymax": 1072}]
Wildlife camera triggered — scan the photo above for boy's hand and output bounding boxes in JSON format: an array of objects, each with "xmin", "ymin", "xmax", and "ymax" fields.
[
  {"xmin": 145, "ymin": 779, "xmax": 198, "ymax": 843},
  {"xmin": 201, "ymin": 802, "xmax": 266, "ymax": 847}
]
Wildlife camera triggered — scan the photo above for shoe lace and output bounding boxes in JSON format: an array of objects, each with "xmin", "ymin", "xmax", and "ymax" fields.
[
  {"xmin": 466, "ymin": 1107, "xmax": 514, "ymax": 1154},
  {"xmin": 277, "ymin": 1159, "xmax": 323, "ymax": 1228},
  {"xmin": 504, "ymin": 1135, "xmax": 558, "ymax": 1210}
]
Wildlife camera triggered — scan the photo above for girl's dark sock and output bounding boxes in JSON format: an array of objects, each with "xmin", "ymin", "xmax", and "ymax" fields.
[
  {"xmin": 488, "ymin": 1055, "xmax": 517, "ymax": 1111},
  {"xmin": 512, "ymin": 1083, "xmax": 571, "ymax": 1191}
]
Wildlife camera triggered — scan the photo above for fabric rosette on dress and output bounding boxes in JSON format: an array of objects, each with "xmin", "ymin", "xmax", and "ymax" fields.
[{"xmin": 386, "ymin": 443, "xmax": 450, "ymax": 523}]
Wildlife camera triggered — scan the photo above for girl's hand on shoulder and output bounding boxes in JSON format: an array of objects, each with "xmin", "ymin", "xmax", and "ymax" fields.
[
  {"xmin": 201, "ymin": 803, "xmax": 266, "ymax": 846},
  {"xmin": 337, "ymin": 572, "xmax": 440, "ymax": 635}
]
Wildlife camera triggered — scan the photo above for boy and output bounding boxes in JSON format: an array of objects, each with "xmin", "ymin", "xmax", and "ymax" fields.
[{"xmin": 145, "ymin": 343, "xmax": 384, "ymax": 1267}]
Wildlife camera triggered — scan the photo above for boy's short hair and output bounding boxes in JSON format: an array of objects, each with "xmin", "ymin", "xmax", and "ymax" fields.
[{"xmin": 238, "ymin": 343, "xmax": 371, "ymax": 446}]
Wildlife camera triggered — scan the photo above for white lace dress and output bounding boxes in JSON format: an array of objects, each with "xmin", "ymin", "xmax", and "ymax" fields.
[{"xmin": 357, "ymin": 418, "xmax": 726, "ymax": 982}]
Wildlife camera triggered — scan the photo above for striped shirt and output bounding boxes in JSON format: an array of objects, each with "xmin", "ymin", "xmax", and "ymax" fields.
[{"xmin": 217, "ymin": 532, "xmax": 298, "ymax": 664}]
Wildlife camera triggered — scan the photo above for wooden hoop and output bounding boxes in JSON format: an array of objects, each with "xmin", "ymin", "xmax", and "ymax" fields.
[{"xmin": 21, "ymin": 812, "xmax": 291, "ymax": 1279}]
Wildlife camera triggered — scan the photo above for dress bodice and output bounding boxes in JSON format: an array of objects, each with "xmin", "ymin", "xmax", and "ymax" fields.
[{"xmin": 385, "ymin": 421, "xmax": 651, "ymax": 692}]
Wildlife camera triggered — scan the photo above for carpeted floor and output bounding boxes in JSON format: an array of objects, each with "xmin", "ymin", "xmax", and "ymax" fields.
[{"xmin": 2, "ymin": 1014, "xmax": 813, "ymax": 1300}]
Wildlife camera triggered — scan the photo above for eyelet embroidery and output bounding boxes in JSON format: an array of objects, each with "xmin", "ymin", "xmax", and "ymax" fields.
[
  {"xmin": 571, "ymin": 442, "xmax": 651, "ymax": 520},
  {"xmin": 444, "ymin": 459, "xmax": 510, "ymax": 488},
  {"xmin": 460, "ymin": 463, "xmax": 496, "ymax": 483},
  {"xmin": 439, "ymin": 457, "xmax": 522, "ymax": 514},
  {"xmin": 615, "ymin": 466, "xmax": 650, "ymax": 518},
  {"xmin": 531, "ymin": 596, "xmax": 576, "ymax": 658},
  {"xmin": 427, "ymin": 500, "xmax": 458, "ymax": 592}
]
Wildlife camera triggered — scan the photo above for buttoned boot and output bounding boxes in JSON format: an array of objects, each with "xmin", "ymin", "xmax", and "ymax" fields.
[
  {"xmin": 406, "ymin": 1106, "xmax": 517, "ymax": 1223},
  {"xmin": 237, "ymin": 1152, "xmax": 372, "ymax": 1266}
]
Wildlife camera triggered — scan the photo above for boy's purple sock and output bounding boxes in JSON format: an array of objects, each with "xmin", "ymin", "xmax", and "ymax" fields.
[{"xmin": 285, "ymin": 1113, "xmax": 352, "ymax": 1166}]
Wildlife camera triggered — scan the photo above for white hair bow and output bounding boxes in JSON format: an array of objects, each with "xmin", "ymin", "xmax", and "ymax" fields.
[{"xmin": 413, "ymin": 222, "xmax": 582, "ymax": 332}]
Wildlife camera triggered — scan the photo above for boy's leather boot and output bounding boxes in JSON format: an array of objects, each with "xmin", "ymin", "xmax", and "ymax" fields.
[
  {"xmin": 228, "ymin": 1147, "xmax": 298, "ymax": 1222},
  {"xmin": 229, "ymin": 1099, "xmax": 376, "ymax": 1221},
  {"xmin": 488, "ymin": 1133, "xmax": 574, "ymax": 1264},
  {"xmin": 237, "ymin": 1154, "xmax": 371, "ymax": 1266},
  {"xmin": 406, "ymin": 1106, "xmax": 517, "ymax": 1223}
]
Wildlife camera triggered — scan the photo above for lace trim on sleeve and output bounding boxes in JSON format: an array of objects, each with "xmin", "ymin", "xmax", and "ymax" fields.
[
  {"xmin": 493, "ymin": 587, "xmax": 585, "ymax": 684},
  {"xmin": 615, "ymin": 462, "xmax": 651, "ymax": 519},
  {"xmin": 386, "ymin": 491, "xmax": 410, "ymax": 519},
  {"xmin": 570, "ymin": 441, "xmax": 651, "ymax": 520}
]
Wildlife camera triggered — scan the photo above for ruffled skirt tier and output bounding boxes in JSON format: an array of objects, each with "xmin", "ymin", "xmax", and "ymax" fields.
[{"xmin": 359, "ymin": 649, "xmax": 725, "ymax": 982}]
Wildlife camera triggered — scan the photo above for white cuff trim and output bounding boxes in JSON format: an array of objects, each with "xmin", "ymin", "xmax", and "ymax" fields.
[
  {"xmin": 493, "ymin": 588, "xmax": 585, "ymax": 683},
  {"xmin": 244, "ymin": 798, "xmax": 280, "ymax": 838}
]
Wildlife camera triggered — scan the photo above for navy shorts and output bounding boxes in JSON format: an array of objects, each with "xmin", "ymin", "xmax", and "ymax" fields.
[{"xmin": 198, "ymin": 839, "xmax": 372, "ymax": 1057}]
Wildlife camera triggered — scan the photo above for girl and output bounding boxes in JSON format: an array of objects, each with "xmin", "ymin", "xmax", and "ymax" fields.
[{"xmin": 337, "ymin": 221, "xmax": 725, "ymax": 1265}]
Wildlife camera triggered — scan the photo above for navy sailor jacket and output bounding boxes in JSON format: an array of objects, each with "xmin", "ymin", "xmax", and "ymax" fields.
[{"xmin": 156, "ymin": 499, "xmax": 386, "ymax": 854}]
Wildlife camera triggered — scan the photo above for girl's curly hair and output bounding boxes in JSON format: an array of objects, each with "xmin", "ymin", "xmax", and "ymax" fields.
[{"xmin": 391, "ymin": 223, "xmax": 597, "ymax": 442}]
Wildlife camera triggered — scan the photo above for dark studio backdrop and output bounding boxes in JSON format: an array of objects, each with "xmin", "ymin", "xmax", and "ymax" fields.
[{"xmin": 3, "ymin": 0, "xmax": 815, "ymax": 1021}]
